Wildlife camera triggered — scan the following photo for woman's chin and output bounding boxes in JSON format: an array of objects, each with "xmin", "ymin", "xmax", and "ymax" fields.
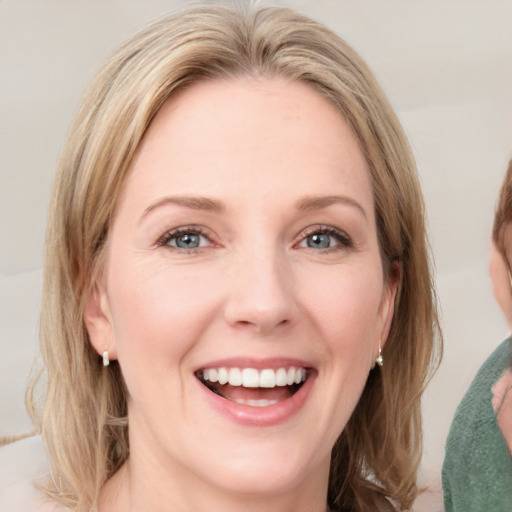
[
  {"xmin": 201, "ymin": 462, "xmax": 313, "ymax": 497},
  {"xmin": 187, "ymin": 442, "xmax": 330, "ymax": 498}
]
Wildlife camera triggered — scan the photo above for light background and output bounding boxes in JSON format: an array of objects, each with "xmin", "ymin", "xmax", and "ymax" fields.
[{"xmin": 1, "ymin": 1, "xmax": 511, "ymax": 509}]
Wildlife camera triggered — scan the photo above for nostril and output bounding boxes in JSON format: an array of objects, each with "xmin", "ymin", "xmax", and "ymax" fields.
[
  {"xmin": 235, "ymin": 320, "xmax": 253, "ymax": 327},
  {"xmin": 232, "ymin": 317, "xmax": 291, "ymax": 334}
]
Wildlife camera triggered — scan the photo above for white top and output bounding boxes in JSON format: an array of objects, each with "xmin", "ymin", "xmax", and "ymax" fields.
[{"xmin": 0, "ymin": 436, "xmax": 66, "ymax": 512}]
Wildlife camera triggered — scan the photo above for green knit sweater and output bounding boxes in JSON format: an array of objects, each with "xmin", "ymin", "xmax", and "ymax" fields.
[{"xmin": 442, "ymin": 339, "xmax": 512, "ymax": 511}]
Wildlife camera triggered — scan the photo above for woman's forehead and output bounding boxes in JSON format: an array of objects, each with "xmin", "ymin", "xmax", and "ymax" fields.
[{"xmin": 118, "ymin": 77, "xmax": 373, "ymax": 215}]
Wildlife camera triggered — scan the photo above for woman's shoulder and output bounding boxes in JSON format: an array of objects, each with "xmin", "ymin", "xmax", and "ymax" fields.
[{"xmin": 0, "ymin": 435, "xmax": 67, "ymax": 512}]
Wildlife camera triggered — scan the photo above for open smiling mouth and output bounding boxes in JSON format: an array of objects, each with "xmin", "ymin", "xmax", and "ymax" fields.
[{"xmin": 195, "ymin": 367, "xmax": 310, "ymax": 407}]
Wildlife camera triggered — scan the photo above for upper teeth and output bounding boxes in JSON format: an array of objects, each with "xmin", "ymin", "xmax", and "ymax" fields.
[{"xmin": 201, "ymin": 367, "xmax": 307, "ymax": 388}]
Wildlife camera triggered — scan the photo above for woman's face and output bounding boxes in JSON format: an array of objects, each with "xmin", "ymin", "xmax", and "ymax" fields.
[{"xmin": 86, "ymin": 77, "xmax": 397, "ymax": 499}]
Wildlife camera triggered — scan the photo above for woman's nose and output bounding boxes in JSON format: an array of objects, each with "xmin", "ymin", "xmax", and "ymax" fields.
[{"xmin": 223, "ymin": 249, "xmax": 297, "ymax": 335}]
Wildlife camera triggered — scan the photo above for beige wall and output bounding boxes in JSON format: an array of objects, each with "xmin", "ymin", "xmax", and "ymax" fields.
[{"xmin": 1, "ymin": 0, "xmax": 511, "ymax": 508}]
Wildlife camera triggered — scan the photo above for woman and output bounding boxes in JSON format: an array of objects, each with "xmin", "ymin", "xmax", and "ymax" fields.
[
  {"xmin": 7, "ymin": 3, "xmax": 440, "ymax": 511},
  {"xmin": 442, "ymin": 160, "xmax": 512, "ymax": 511}
]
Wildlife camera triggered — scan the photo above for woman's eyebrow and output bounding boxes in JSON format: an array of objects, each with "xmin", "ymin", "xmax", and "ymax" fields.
[
  {"xmin": 295, "ymin": 195, "xmax": 367, "ymax": 219},
  {"xmin": 141, "ymin": 196, "xmax": 225, "ymax": 220}
]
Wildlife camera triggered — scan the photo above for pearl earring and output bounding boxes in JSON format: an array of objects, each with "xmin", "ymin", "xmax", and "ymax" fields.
[
  {"xmin": 102, "ymin": 346, "xmax": 110, "ymax": 367},
  {"xmin": 375, "ymin": 343, "xmax": 384, "ymax": 367}
]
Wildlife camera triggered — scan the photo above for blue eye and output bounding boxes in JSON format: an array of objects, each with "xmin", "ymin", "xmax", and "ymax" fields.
[
  {"xmin": 298, "ymin": 227, "xmax": 351, "ymax": 251},
  {"xmin": 159, "ymin": 229, "xmax": 210, "ymax": 250},
  {"xmin": 306, "ymin": 233, "xmax": 332, "ymax": 249},
  {"xmin": 175, "ymin": 233, "xmax": 200, "ymax": 248}
]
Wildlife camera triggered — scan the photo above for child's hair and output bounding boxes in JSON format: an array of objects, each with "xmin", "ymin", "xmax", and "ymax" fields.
[{"xmin": 493, "ymin": 159, "xmax": 512, "ymax": 264}]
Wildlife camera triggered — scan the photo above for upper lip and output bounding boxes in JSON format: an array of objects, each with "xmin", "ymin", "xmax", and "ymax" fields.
[{"xmin": 194, "ymin": 357, "xmax": 314, "ymax": 372}]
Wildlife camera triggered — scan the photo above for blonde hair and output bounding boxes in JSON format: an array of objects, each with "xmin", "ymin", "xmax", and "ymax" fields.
[{"xmin": 29, "ymin": 3, "xmax": 441, "ymax": 511}]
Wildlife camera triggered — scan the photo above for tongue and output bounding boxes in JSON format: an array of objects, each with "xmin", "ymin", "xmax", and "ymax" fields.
[{"xmin": 215, "ymin": 384, "xmax": 293, "ymax": 403}]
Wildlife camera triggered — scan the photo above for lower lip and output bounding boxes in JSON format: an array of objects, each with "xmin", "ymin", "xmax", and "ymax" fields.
[{"xmin": 197, "ymin": 374, "xmax": 316, "ymax": 427}]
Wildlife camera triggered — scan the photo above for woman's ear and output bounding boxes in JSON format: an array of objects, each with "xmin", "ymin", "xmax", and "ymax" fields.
[
  {"xmin": 84, "ymin": 281, "xmax": 117, "ymax": 361},
  {"xmin": 378, "ymin": 261, "xmax": 399, "ymax": 349}
]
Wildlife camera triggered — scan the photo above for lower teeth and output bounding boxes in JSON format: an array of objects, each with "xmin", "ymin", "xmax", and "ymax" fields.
[{"xmin": 233, "ymin": 398, "xmax": 279, "ymax": 407}]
